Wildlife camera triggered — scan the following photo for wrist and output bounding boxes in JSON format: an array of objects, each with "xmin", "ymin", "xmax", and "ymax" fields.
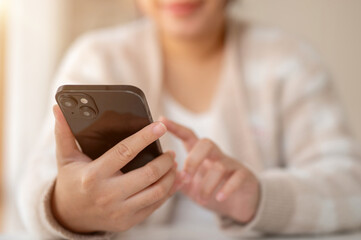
[
  {"xmin": 51, "ymin": 181, "xmax": 94, "ymax": 234},
  {"xmin": 230, "ymin": 180, "xmax": 261, "ymax": 224}
]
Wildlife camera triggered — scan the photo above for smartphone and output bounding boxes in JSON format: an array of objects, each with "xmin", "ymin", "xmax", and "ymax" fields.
[{"xmin": 55, "ymin": 85, "xmax": 162, "ymax": 173}]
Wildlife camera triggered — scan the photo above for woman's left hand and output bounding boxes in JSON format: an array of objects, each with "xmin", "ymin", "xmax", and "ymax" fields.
[{"xmin": 160, "ymin": 117, "xmax": 260, "ymax": 224}]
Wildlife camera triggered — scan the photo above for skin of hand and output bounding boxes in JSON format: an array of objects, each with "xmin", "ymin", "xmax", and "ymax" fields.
[
  {"xmin": 160, "ymin": 117, "xmax": 261, "ymax": 224},
  {"xmin": 52, "ymin": 105, "xmax": 180, "ymax": 233}
]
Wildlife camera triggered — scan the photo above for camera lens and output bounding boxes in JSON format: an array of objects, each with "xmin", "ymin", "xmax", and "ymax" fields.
[
  {"xmin": 80, "ymin": 98, "xmax": 89, "ymax": 104},
  {"xmin": 60, "ymin": 96, "xmax": 77, "ymax": 109},
  {"xmin": 80, "ymin": 106, "xmax": 96, "ymax": 119}
]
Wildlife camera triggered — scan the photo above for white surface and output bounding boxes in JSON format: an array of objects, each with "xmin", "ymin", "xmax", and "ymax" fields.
[
  {"xmin": 120, "ymin": 228, "xmax": 361, "ymax": 240},
  {"xmin": 2, "ymin": 229, "xmax": 361, "ymax": 240}
]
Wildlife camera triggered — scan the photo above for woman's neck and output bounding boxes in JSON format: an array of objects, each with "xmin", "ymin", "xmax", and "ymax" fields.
[{"xmin": 161, "ymin": 20, "xmax": 226, "ymax": 62}]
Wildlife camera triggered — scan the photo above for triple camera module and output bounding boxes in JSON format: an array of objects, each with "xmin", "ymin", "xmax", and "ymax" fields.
[{"xmin": 59, "ymin": 94, "xmax": 98, "ymax": 119}]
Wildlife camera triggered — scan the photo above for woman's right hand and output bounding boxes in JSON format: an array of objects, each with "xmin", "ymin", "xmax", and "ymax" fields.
[{"xmin": 51, "ymin": 105, "xmax": 177, "ymax": 233}]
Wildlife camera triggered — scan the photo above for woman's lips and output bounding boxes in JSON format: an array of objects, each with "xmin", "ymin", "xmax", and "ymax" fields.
[{"xmin": 162, "ymin": 1, "xmax": 202, "ymax": 17}]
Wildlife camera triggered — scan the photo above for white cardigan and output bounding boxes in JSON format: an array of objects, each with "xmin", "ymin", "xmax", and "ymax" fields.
[{"xmin": 18, "ymin": 18, "xmax": 361, "ymax": 239}]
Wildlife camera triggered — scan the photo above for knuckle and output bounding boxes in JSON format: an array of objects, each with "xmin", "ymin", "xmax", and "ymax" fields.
[
  {"xmin": 80, "ymin": 171, "xmax": 97, "ymax": 191},
  {"xmin": 203, "ymin": 159, "xmax": 213, "ymax": 169},
  {"xmin": 213, "ymin": 162, "xmax": 226, "ymax": 172},
  {"xmin": 201, "ymin": 138, "xmax": 214, "ymax": 147},
  {"xmin": 145, "ymin": 164, "xmax": 161, "ymax": 182},
  {"xmin": 114, "ymin": 143, "xmax": 134, "ymax": 159},
  {"xmin": 235, "ymin": 169, "xmax": 248, "ymax": 182},
  {"xmin": 140, "ymin": 131, "xmax": 151, "ymax": 143},
  {"xmin": 153, "ymin": 185, "xmax": 168, "ymax": 201},
  {"xmin": 94, "ymin": 194, "xmax": 112, "ymax": 209}
]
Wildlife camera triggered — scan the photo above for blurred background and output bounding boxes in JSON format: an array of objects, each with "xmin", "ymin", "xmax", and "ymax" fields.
[{"xmin": 0, "ymin": 0, "xmax": 360, "ymax": 234}]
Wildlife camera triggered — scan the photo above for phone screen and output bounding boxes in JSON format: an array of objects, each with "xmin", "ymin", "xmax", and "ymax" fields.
[{"xmin": 56, "ymin": 85, "xmax": 162, "ymax": 173}]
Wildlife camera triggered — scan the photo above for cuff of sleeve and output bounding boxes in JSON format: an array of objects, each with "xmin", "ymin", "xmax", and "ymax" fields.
[
  {"xmin": 40, "ymin": 179, "xmax": 116, "ymax": 240},
  {"xmin": 218, "ymin": 170, "xmax": 296, "ymax": 236}
]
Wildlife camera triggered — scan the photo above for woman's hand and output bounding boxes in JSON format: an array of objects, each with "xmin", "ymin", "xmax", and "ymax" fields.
[
  {"xmin": 160, "ymin": 117, "xmax": 260, "ymax": 224},
  {"xmin": 52, "ymin": 106, "xmax": 178, "ymax": 233}
]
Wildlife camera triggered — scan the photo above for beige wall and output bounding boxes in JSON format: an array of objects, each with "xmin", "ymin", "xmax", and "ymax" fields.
[{"xmin": 234, "ymin": 0, "xmax": 361, "ymax": 143}]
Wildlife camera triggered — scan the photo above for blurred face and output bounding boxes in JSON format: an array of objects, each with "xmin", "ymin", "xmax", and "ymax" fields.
[{"xmin": 137, "ymin": 0, "xmax": 228, "ymax": 39}]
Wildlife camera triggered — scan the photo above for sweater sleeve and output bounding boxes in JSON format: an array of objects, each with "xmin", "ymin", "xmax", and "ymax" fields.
[
  {"xmin": 17, "ymin": 34, "xmax": 118, "ymax": 239},
  {"xmin": 219, "ymin": 36, "xmax": 361, "ymax": 236}
]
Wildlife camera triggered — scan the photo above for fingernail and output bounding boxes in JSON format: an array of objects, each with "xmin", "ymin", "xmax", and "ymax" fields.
[
  {"xmin": 180, "ymin": 171, "xmax": 192, "ymax": 184},
  {"xmin": 216, "ymin": 192, "xmax": 226, "ymax": 202},
  {"xmin": 153, "ymin": 122, "xmax": 167, "ymax": 135}
]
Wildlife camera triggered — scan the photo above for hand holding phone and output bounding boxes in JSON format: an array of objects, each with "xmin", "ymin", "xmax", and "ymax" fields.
[
  {"xmin": 55, "ymin": 85, "xmax": 163, "ymax": 173},
  {"xmin": 51, "ymin": 90, "xmax": 178, "ymax": 233}
]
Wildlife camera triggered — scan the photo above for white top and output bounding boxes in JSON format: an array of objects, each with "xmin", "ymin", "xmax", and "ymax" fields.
[{"xmin": 161, "ymin": 91, "xmax": 219, "ymax": 228}]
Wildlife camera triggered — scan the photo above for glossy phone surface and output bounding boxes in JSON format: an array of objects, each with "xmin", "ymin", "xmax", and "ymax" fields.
[{"xmin": 56, "ymin": 85, "xmax": 162, "ymax": 173}]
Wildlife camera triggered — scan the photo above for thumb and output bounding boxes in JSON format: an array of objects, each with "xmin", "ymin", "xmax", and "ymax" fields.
[{"xmin": 53, "ymin": 105, "xmax": 81, "ymax": 166}]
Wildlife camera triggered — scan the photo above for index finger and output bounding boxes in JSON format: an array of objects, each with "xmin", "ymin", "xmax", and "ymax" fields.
[
  {"xmin": 93, "ymin": 121, "xmax": 167, "ymax": 178},
  {"xmin": 159, "ymin": 117, "xmax": 198, "ymax": 151}
]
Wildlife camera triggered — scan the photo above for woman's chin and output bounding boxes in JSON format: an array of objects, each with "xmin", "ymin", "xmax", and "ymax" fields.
[{"xmin": 161, "ymin": 21, "xmax": 209, "ymax": 40}]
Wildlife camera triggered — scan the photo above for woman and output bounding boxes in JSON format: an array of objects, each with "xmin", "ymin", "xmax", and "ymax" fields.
[{"xmin": 18, "ymin": 0, "xmax": 361, "ymax": 239}]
